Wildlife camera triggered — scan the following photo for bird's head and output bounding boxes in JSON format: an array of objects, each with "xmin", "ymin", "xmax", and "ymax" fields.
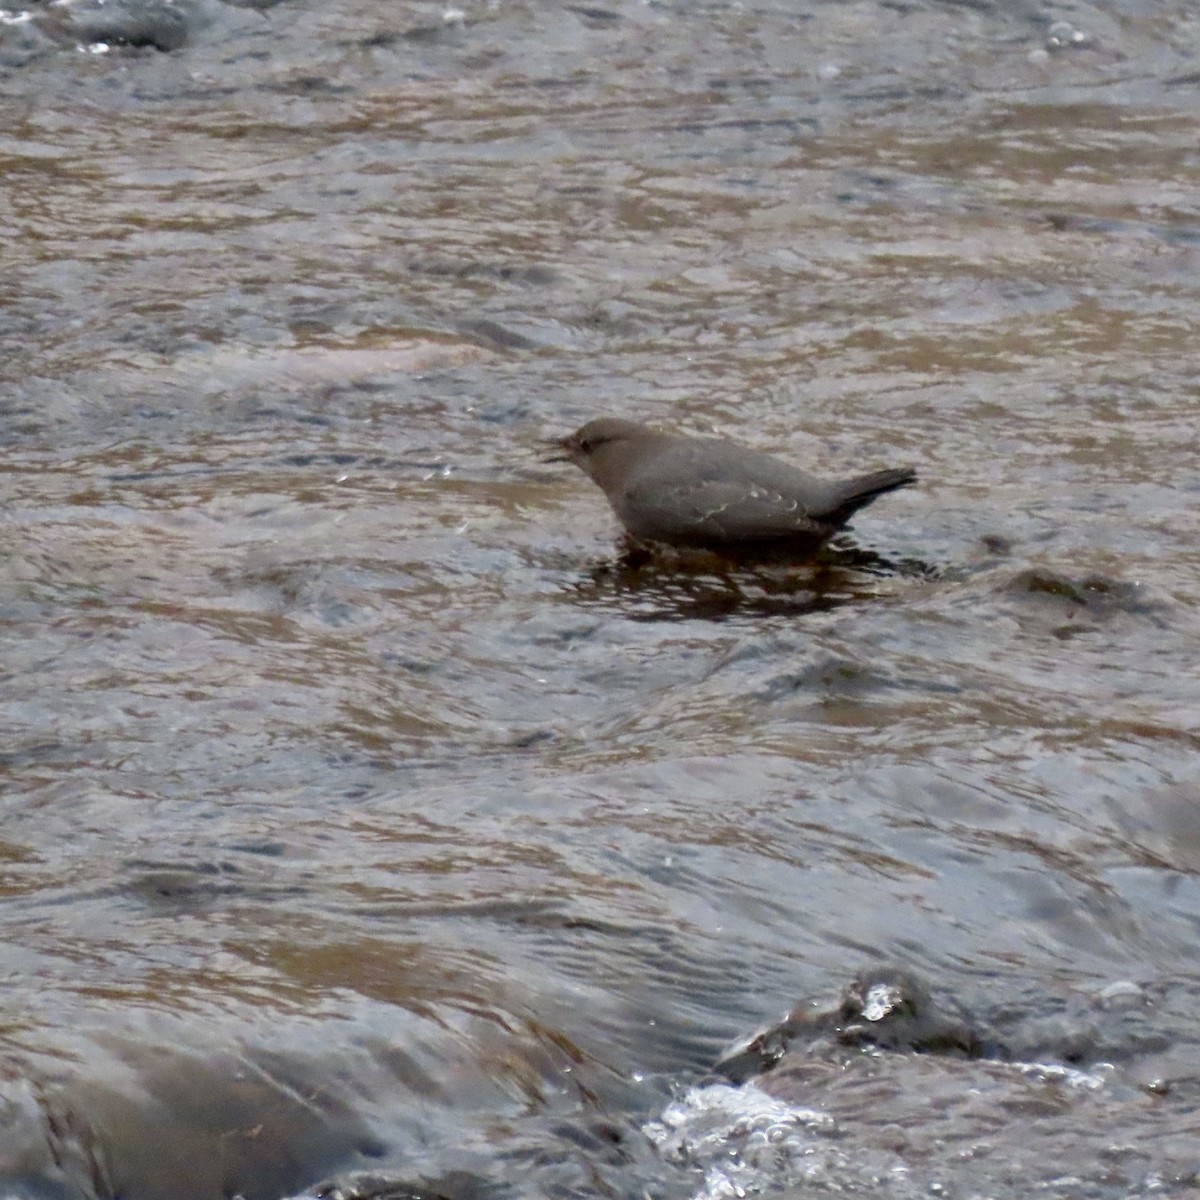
[{"xmin": 543, "ymin": 418, "xmax": 654, "ymax": 484}]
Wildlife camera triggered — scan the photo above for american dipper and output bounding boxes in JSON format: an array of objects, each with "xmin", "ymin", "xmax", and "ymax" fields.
[{"xmin": 550, "ymin": 417, "xmax": 917, "ymax": 557}]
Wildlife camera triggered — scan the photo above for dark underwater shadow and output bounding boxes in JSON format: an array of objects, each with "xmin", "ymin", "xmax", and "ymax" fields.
[{"xmin": 566, "ymin": 536, "xmax": 941, "ymax": 623}]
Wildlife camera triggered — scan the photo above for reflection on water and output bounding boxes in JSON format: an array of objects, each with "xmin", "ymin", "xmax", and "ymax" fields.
[
  {"xmin": 568, "ymin": 539, "xmax": 941, "ymax": 622},
  {"xmin": 3, "ymin": 0, "xmax": 1200, "ymax": 1196}
]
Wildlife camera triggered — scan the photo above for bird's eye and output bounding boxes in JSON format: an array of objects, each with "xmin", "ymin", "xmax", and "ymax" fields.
[{"xmin": 578, "ymin": 438, "xmax": 592, "ymax": 452}]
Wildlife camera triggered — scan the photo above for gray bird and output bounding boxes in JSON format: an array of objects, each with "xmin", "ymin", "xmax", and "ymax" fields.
[{"xmin": 550, "ymin": 417, "xmax": 917, "ymax": 557}]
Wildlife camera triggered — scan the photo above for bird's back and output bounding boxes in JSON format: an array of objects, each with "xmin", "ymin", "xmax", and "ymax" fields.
[{"xmin": 613, "ymin": 435, "xmax": 843, "ymax": 547}]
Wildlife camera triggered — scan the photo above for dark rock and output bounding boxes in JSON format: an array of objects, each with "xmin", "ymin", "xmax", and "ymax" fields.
[
  {"xmin": 35, "ymin": 0, "xmax": 191, "ymax": 52},
  {"xmin": 715, "ymin": 965, "xmax": 983, "ymax": 1084}
]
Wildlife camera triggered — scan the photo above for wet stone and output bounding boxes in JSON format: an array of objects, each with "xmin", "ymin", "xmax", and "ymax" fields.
[
  {"xmin": 35, "ymin": 0, "xmax": 191, "ymax": 51},
  {"xmin": 714, "ymin": 966, "xmax": 984, "ymax": 1085}
]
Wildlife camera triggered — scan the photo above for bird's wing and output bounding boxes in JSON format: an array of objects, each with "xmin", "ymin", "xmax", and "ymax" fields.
[{"xmin": 620, "ymin": 477, "xmax": 828, "ymax": 544}]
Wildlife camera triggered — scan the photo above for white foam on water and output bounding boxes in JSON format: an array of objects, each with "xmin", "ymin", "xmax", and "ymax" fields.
[{"xmin": 644, "ymin": 1080, "xmax": 839, "ymax": 1199}]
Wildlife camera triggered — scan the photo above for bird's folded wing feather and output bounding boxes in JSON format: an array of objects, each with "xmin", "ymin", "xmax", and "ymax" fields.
[{"xmin": 621, "ymin": 478, "xmax": 827, "ymax": 541}]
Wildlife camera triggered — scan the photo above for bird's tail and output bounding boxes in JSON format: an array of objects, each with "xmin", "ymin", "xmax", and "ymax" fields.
[{"xmin": 828, "ymin": 467, "xmax": 917, "ymax": 523}]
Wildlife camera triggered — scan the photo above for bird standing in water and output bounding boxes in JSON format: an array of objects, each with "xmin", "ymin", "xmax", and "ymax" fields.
[{"xmin": 549, "ymin": 417, "xmax": 917, "ymax": 559}]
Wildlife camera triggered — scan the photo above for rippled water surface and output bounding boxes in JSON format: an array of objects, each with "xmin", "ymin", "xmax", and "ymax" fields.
[{"xmin": 3, "ymin": 1, "xmax": 1200, "ymax": 1196}]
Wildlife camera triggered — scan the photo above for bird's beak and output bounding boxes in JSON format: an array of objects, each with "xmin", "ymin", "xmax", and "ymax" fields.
[{"xmin": 541, "ymin": 435, "xmax": 572, "ymax": 464}]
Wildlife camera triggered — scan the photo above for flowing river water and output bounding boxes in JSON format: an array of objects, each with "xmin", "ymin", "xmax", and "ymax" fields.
[{"xmin": 3, "ymin": 1, "xmax": 1200, "ymax": 1197}]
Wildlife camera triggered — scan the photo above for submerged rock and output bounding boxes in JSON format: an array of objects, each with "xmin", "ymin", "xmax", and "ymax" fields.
[{"xmin": 1001, "ymin": 568, "xmax": 1155, "ymax": 617}]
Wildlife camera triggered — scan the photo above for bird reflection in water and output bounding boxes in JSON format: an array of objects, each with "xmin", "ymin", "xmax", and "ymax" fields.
[{"xmin": 569, "ymin": 536, "xmax": 939, "ymax": 623}]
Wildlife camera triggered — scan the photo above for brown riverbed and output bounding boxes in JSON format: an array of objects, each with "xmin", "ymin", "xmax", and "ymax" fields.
[{"xmin": 2, "ymin": 1, "xmax": 1200, "ymax": 1197}]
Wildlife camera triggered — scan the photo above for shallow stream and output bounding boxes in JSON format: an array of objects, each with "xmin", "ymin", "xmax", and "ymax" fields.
[{"xmin": 3, "ymin": 1, "xmax": 1200, "ymax": 1196}]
